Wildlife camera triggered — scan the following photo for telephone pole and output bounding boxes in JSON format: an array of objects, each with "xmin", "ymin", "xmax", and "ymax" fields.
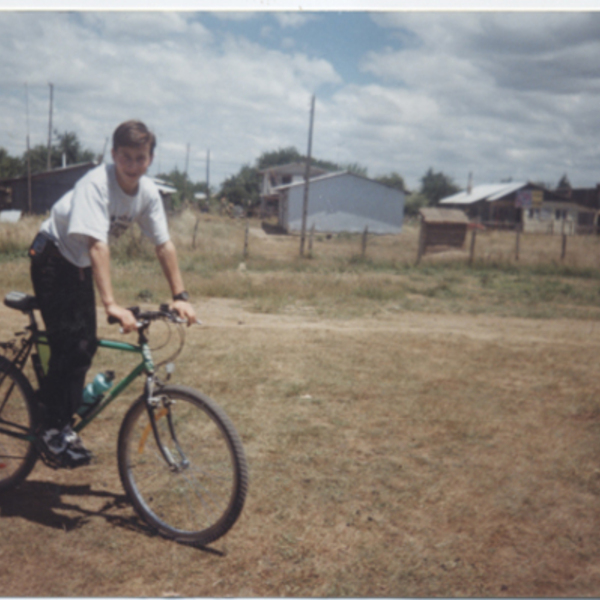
[
  {"xmin": 46, "ymin": 82, "xmax": 54, "ymax": 171},
  {"xmin": 25, "ymin": 83, "xmax": 32, "ymax": 213},
  {"xmin": 300, "ymin": 94, "xmax": 315, "ymax": 257},
  {"xmin": 184, "ymin": 143, "xmax": 190, "ymax": 203},
  {"xmin": 206, "ymin": 149, "xmax": 210, "ymax": 202}
]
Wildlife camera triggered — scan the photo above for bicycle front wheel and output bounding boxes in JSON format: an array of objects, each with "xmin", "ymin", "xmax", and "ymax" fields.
[
  {"xmin": 0, "ymin": 356, "xmax": 38, "ymax": 491},
  {"xmin": 117, "ymin": 385, "xmax": 248, "ymax": 545}
]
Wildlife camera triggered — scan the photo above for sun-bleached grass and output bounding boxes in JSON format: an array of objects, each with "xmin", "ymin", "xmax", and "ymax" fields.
[{"xmin": 2, "ymin": 211, "xmax": 600, "ymax": 322}]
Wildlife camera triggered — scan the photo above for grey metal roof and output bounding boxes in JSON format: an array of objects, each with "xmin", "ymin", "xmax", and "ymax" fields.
[
  {"xmin": 152, "ymin": 178, "xmax": 177, "ymax": 194},
  {"xmin": 273, "ymin": 170, "xmax": 347, "ymax": 191},
  {"xmin": 440, "ymin": 182, "xmax": 528, "ymax": 205}
]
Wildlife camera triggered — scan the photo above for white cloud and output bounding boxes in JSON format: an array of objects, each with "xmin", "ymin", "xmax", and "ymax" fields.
[
  {"xmin": 273, "ymin": 12, "xmax": 316, "ymax": 28},
  {"xmin": 0, "ymin": 10, "xmax": 599, "ymax": 194}
]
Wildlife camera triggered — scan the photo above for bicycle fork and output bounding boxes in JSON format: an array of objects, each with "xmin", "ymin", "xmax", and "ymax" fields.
[{"xmin": 143, "ymin": 376, "xmax": 190, "ymax": 472}]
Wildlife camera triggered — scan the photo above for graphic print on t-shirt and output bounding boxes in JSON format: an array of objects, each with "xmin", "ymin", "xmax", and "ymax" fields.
[{"xmin": 109, "ymin": 214, "xmax": 133, "ymax": 239}]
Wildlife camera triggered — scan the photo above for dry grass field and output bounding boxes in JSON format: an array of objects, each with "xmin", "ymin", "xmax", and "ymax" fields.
[{"xmin": 0, "ymin": 213, "xmax": 600, "ymax": 596}]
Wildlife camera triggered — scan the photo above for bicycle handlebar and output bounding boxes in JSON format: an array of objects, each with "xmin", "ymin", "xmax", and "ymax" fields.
[{"xmin": 107, "ymin": 304, "xmax": 186, "ymax": 328}]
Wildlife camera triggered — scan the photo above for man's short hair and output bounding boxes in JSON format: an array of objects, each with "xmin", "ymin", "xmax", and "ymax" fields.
[{"xmin": 112, "ymin": 120, "xmax": 156, "ymax": 155}]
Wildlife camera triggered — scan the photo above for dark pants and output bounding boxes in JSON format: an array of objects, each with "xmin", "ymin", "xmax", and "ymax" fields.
[{"xmin": 30, "ymin": 239, "xmax": 98, "ymax": 429}]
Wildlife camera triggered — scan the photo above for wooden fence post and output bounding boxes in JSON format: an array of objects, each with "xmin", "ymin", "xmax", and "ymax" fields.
[
  {"xmin": 361, "ymin": 225, "xmax": 368, "ymax": 259},
  {"xmin": 192, "ymin": 213, "xmax": 200, "ymax": 249},
  {"xmin": 308, "ymin": 222, "xmax": 315, "ymax": 256},
  {"xmin": 561, "ymin": 219, "xmax": 567, "ymax": 261},
  {"xmin": 416, "ymin": 219, "xmax": 426, "ymax": 265},
  {"xmin": 468, "ymin": 228, "xmax": 477, "ymax": 266},
  {"xmin": 243, "ymin": 218, "xmax": 249, "ymax": 259},
  {"xmin": 515, "ymin": 225, "xmax": 521, "ymax": 261}
]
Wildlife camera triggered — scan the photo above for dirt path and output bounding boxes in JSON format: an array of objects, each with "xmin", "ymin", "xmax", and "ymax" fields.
[{"xmin": 196, "ymin": 297, "xmax": 600, "ymax": 347}]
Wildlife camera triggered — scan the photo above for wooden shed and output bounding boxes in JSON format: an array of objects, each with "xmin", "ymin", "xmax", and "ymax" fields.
[{"xmin": 417, "ymin": 207, "xmax": 470, "ymax": 263}]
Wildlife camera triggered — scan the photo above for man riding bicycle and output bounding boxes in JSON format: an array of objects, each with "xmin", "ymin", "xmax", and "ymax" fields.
[{"xmin": 29, "ymin": 120, "xmax": 196, "ymax": 468}]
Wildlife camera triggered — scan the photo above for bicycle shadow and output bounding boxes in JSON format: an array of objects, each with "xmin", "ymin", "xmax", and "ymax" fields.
[
  {"xmin": 0, "ymin": 480, "xmax": 224, "ymax": 555},
  {"xmin": 0, "ymin": 479, "xmax": 145, "ymax": 533}
]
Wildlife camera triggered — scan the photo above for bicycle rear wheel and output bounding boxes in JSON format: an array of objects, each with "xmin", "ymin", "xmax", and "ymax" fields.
[
  {"xmin": 117, "ymin": 385, "xmax": 248, "ymax": 545},
  {"xmin": 0, "ymin": 356, "xmax": 38, "ymax": 491}
]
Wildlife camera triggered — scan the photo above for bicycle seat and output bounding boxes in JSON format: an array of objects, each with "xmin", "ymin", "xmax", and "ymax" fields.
[{"xmin": 3, "ymin": 291, "xmax": 38, "ymax": 313}]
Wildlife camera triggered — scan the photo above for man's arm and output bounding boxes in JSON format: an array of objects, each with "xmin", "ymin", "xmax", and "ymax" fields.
[
  {"xmin": 155, "ymin": 240, "xmax": 197, "ymax": 325},
  {"xmin": 89, "ymin": 238, "xmax": 138, "ymax": 332}
]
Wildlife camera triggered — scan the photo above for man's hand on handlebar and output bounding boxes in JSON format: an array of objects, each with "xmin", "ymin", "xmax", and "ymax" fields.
[
  {"xmin": 106, "ymin": 303, "xmax": 138, "ymax": 333},
  {"xmin": 171, "ymin": 299, "xmax": 198, "ymax": 327}
]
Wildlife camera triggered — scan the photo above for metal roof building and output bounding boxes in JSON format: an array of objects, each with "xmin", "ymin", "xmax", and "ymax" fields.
[
  {"xmin": 0, "ymin": 162, "xmax": 97, "ymax": 214},
  {"xmin": 274, "ymin": 171, "xmax": 404, "ymax": 235},
  {"xmin": 439, "ymin": 181, "xmax": 594, "ymax": 233},
  {"xmin": 440, "ymin": 182, "xmax": 528, "ymax": 207}
]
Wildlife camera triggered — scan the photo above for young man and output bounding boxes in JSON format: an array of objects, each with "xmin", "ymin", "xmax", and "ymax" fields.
[{"xmin": 29, "ymin": 120, "xmax": 196, "ymax": 467}]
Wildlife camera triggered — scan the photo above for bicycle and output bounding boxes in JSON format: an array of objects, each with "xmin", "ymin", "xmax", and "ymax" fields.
[{"xmin": 0, "ymin": 290, "xmax": 248, "ymax": 546}]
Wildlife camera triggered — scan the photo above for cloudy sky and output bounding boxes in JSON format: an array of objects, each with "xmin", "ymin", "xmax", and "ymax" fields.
[{"xmin": 1, "ymin": 6, "xmax": 599, "ymax": 193}]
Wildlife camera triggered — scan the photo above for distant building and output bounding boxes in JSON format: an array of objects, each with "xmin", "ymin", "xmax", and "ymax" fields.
[
  {"xmin": 151, "ymin": 177, "xmax": 178, "ymax": 213},
  {"xmin": 0, "ymin": 166, "xmax": 178, "ymax": 216},
  {"xmin": 259, "ymin": 162, "xmax": 329, "ymax": 218},
  {"xmin": 0, "ymin": 162, "xmax": 97, "ymax": 214},
  {"xmin": 273, "ymin": 171, "xmax": 405, "ymax": 235},
  {"xmin": 440, "ymin": 181, "xmax": 595, "ymax": 234}
]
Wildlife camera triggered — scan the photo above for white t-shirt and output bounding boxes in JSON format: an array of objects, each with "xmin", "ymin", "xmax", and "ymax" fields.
[{"xmin": 40, "ymin": 163, "xmax": 170, "ymax": 268}]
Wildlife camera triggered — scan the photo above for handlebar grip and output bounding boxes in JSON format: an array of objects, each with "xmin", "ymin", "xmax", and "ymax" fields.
[{"xmin": 107, "ymin": 306, "xmax": 140, "ymax": 325}]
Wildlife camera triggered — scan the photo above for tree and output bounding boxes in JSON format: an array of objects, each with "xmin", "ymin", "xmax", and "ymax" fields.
[
  {"xmin": 257, "ymin": 147, "xmax": 303, "ymax": 170},
  {"xmin": 342, "ymin": 162, "xmax": 368, "ymax": 177},
  {"xmin": 420, "ymin": 168, "xmax": 460, "ymax": 205},
  {"xmin": 23, "ymin": 131, "xmax": 99, "ymax": 175},
  {"xmin": 54, "ymin": 131, "xmax": 96, "ymax": 166},
  {"xmin": 0, "ymin": 131, "xmax": 98, "ymax": 181},
  {"xmin": 0, "ymin": 148, "xmax": 24, "ymax": 179},
  {"xmin": 156, "ymin": 168, "xmax": 209, "ymax": 209},
  {"xmin": 376, "ymin": 172, "xmax": 407, "ymax": 193},
  {"xmin": 556, "ymin": 174, "xmax": 571, "ymax": 192},
  {"xmin": 219, "ymin": 165, "xmax": 261, "ymax": 208},
  {"xmin": 403, "ymin": 192, "xmax": 429, "ymax": 217}
]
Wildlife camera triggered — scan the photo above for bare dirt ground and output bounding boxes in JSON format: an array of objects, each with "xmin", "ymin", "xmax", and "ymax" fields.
[{"xmin": 0, "ymin": 297, "xmax": 600, "ymax": 597}]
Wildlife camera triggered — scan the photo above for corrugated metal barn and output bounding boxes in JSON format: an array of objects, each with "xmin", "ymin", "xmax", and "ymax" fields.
[
  {"xmin": 275, "ymin": 171, "xmax": 405, "ymax": 234},
  {"xmin": 0, "ymin": 162, "xmax": 97, "ymax": 214}
]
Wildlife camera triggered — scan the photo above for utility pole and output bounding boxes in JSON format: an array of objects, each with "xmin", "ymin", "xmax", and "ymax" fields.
[
  {"xmin": 184, "ymin": 143, "xmax": 190, "ymax": 203},
  {"xmin": 46, "ymin": 82, "xmax": 54, "ymax": 171},
  {"xmin": 206, "ymin": 149, "xmax": 210, "ymax": 202},
  {"xmin": 300, "ymin": 94, "xmax": 315, "ymax": 257},
  {"xmin": 184, "ymin": 142, "xmax": 190, "ymax": 175},
  {"xmin": 25, "ymin": 83, "xmax": 32, "ymax": 214}
]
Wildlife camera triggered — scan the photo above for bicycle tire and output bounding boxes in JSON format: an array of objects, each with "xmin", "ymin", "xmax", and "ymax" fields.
[
  {"xmin": 117, "ymin": 385, "xmax": 248, "ymax": 545},
  {"xmin": 0, "ymin": 356, "xmax": 38, "ymax": 491}
]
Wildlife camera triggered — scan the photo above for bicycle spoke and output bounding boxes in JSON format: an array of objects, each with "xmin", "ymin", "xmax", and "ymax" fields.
[{"xmin": 118, "ymin": 387, "xmax": 247, "ymax": 544}]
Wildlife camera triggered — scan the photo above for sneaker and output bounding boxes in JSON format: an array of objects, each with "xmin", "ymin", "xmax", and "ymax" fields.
[{"xmin": 41, "ymin": 425, "xmax": 92, "ymax": 468}]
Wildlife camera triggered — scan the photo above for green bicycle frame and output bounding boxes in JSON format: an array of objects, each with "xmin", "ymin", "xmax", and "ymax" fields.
[
  {"xmin": 73, "ymin": 337, "xmax": 155, "ymax": 432},
  {"xmin": 0, "ymin": 333, "xmax": 156, "ymax": 442}
]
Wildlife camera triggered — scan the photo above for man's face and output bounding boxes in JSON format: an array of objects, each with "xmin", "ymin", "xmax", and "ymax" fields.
[{"xmin": 112, "ymin": 143, "xmax": 153, "ymax": 195}]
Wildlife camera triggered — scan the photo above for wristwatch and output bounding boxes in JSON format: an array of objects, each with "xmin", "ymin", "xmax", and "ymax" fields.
[{"xmin": 173, "ymin": 291, "xmax": 190, "ymax": 302}]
